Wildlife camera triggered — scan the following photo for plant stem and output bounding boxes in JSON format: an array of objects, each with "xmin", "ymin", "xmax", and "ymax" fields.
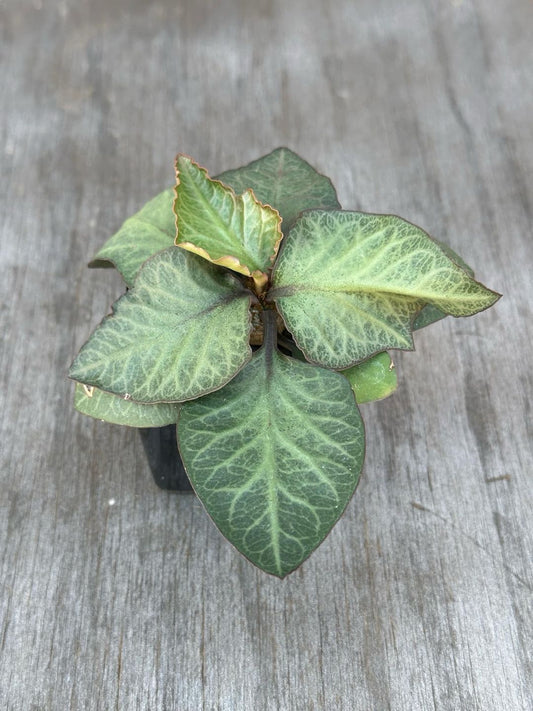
[{"xmin": 261, "ymin": 308, "xmax": 278, "ymax": 351}]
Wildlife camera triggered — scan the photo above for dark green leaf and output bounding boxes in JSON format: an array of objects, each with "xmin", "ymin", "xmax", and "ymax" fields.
[
  {"xmin": 278, "ymin": 338, "xmax": 398, "ymax": 405},
  {"xmin": 413, "ymin": 304, "xmax": 447, "ymax": 331},
  {"xmin": 70, "ymin": 248, "xmax": 252, "ymax": 403},
  {"xmin": 89, "ymin": 189, "xmax": 175, "ymax": 287},
  {"xmin": 217, "ymin": 147, "xmax": 341, "ymax": 234},
  {"xmin": 178, "ymin": 339, "xmax": 365, "ymax": 578},
  {"xmin": 74, "ymin": 383, "xmax": 180, "ymax": 427}
]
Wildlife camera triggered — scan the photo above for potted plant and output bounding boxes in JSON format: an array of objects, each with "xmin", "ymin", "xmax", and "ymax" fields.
[{"xmin": 70, "ymin": 148, "xmax": 500, "ymax": 578}]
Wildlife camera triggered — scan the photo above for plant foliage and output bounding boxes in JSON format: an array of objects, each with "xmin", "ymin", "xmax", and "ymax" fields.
[{"xmin": 70, "ymin": 147, "xmax": 500, "ymax": 577}]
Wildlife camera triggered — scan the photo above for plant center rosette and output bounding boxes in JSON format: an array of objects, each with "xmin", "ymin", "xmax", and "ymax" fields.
[{"xmin": 70, "ymin": 148, "xmax": 500, "ymax": 577}]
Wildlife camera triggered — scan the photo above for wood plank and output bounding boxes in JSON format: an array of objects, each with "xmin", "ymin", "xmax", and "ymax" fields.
[{"xmin": 1, "ymin": 0, "xmax": 532, "ymax": 709}]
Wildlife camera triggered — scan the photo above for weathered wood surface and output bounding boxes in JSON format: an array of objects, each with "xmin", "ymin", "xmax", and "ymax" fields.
[{"xmin": 1, "ymin": 0, "xmax": 532, "ymax": 708}]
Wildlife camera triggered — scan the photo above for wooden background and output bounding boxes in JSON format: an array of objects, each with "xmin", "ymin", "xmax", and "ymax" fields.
[{"xmin": 1, "ymin": 0, "xmax": 532, "ymax": 709}]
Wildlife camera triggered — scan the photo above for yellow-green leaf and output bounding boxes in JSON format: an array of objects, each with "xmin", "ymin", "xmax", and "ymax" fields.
[
  {"xmin": 89, "ymin": 149, "xmax": 340, "ymax": 285},
  {"xmin": 271, "ymin": 211, "xmax": 500, "ymax": 369},
  {"xmin": 174, "ymin": 155, "xmax": 282, "ymax": 288},
  {"xmin": 413, "ymin": 240, "xmax": 475, "ymax": 330},
  {"xmin": 341, "ymin": 352, "xmax": 397, "ymax": 404}
]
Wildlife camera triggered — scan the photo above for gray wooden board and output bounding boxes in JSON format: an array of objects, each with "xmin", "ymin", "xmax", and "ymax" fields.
[{"xmin": 1, "ymin": 0, "xmax": 532, "ymax": 709}]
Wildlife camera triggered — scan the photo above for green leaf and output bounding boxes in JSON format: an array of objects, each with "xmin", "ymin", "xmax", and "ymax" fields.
[
  {"xmin": 178, "ymin": 321, "xmax": 365, "ymax": 578},
  {"xmin": 74, "ymin": 383, "xmax": 180, "ymax": 427},
  {"xmin": 277, "ymin": 336, "xmax": 397, "ymax": 405},
  {"xmin": 89, "ymin": 189, "xmax": 175, "ymax": 287},
  {"xmin": 341, "ymin": 352, "xmax": 397, "ymax": 404},
  {"xmin": 271, "ymin": 210, "xmax": 500, "ymax": 369},
  {"xmin": 217, "ymin": 147, "xmax": 341, "ymax": 235},
  {"xmin": 89, "ymin": 149, "xmax": 340, "ymax": 285},
  {"xmin": 174, "ymin": 155, "xmax": 282, "ymax": 289},
  {"xmin": 413, "ymin": 240, "xmax": 474, "ymax": 330},
  {"xmin": 69, "ymin": 247, "xmax": 252, "ymax": 403},
  {"xmin": 412, "ymin": 303, "xmax": 447, "ymax": 331}
]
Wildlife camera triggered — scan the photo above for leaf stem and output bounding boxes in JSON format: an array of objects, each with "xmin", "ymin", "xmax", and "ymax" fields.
[
  {"xmin": 261, "ymin": 308, "xmax": 278, "ymax": 351},
  {"xmin": 277, "ymin": 334, "xmax": 296, "ymax": 352}
]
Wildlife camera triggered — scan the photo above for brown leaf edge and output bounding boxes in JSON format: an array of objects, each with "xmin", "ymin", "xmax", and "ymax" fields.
[{"xmin": 173, "ymin": 154, "xmax": 283, "ymax": 292}]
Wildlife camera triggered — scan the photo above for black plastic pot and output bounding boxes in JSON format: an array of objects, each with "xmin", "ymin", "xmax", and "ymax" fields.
[{"xmin": 139, "ymin": 425, "xmax": 193, "ymax": 491}]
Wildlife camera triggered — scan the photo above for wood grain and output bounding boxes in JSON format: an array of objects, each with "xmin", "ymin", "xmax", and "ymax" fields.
[{"xmin": 1, "ymin": 0, "xmax": 532, "ymax": 709}]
